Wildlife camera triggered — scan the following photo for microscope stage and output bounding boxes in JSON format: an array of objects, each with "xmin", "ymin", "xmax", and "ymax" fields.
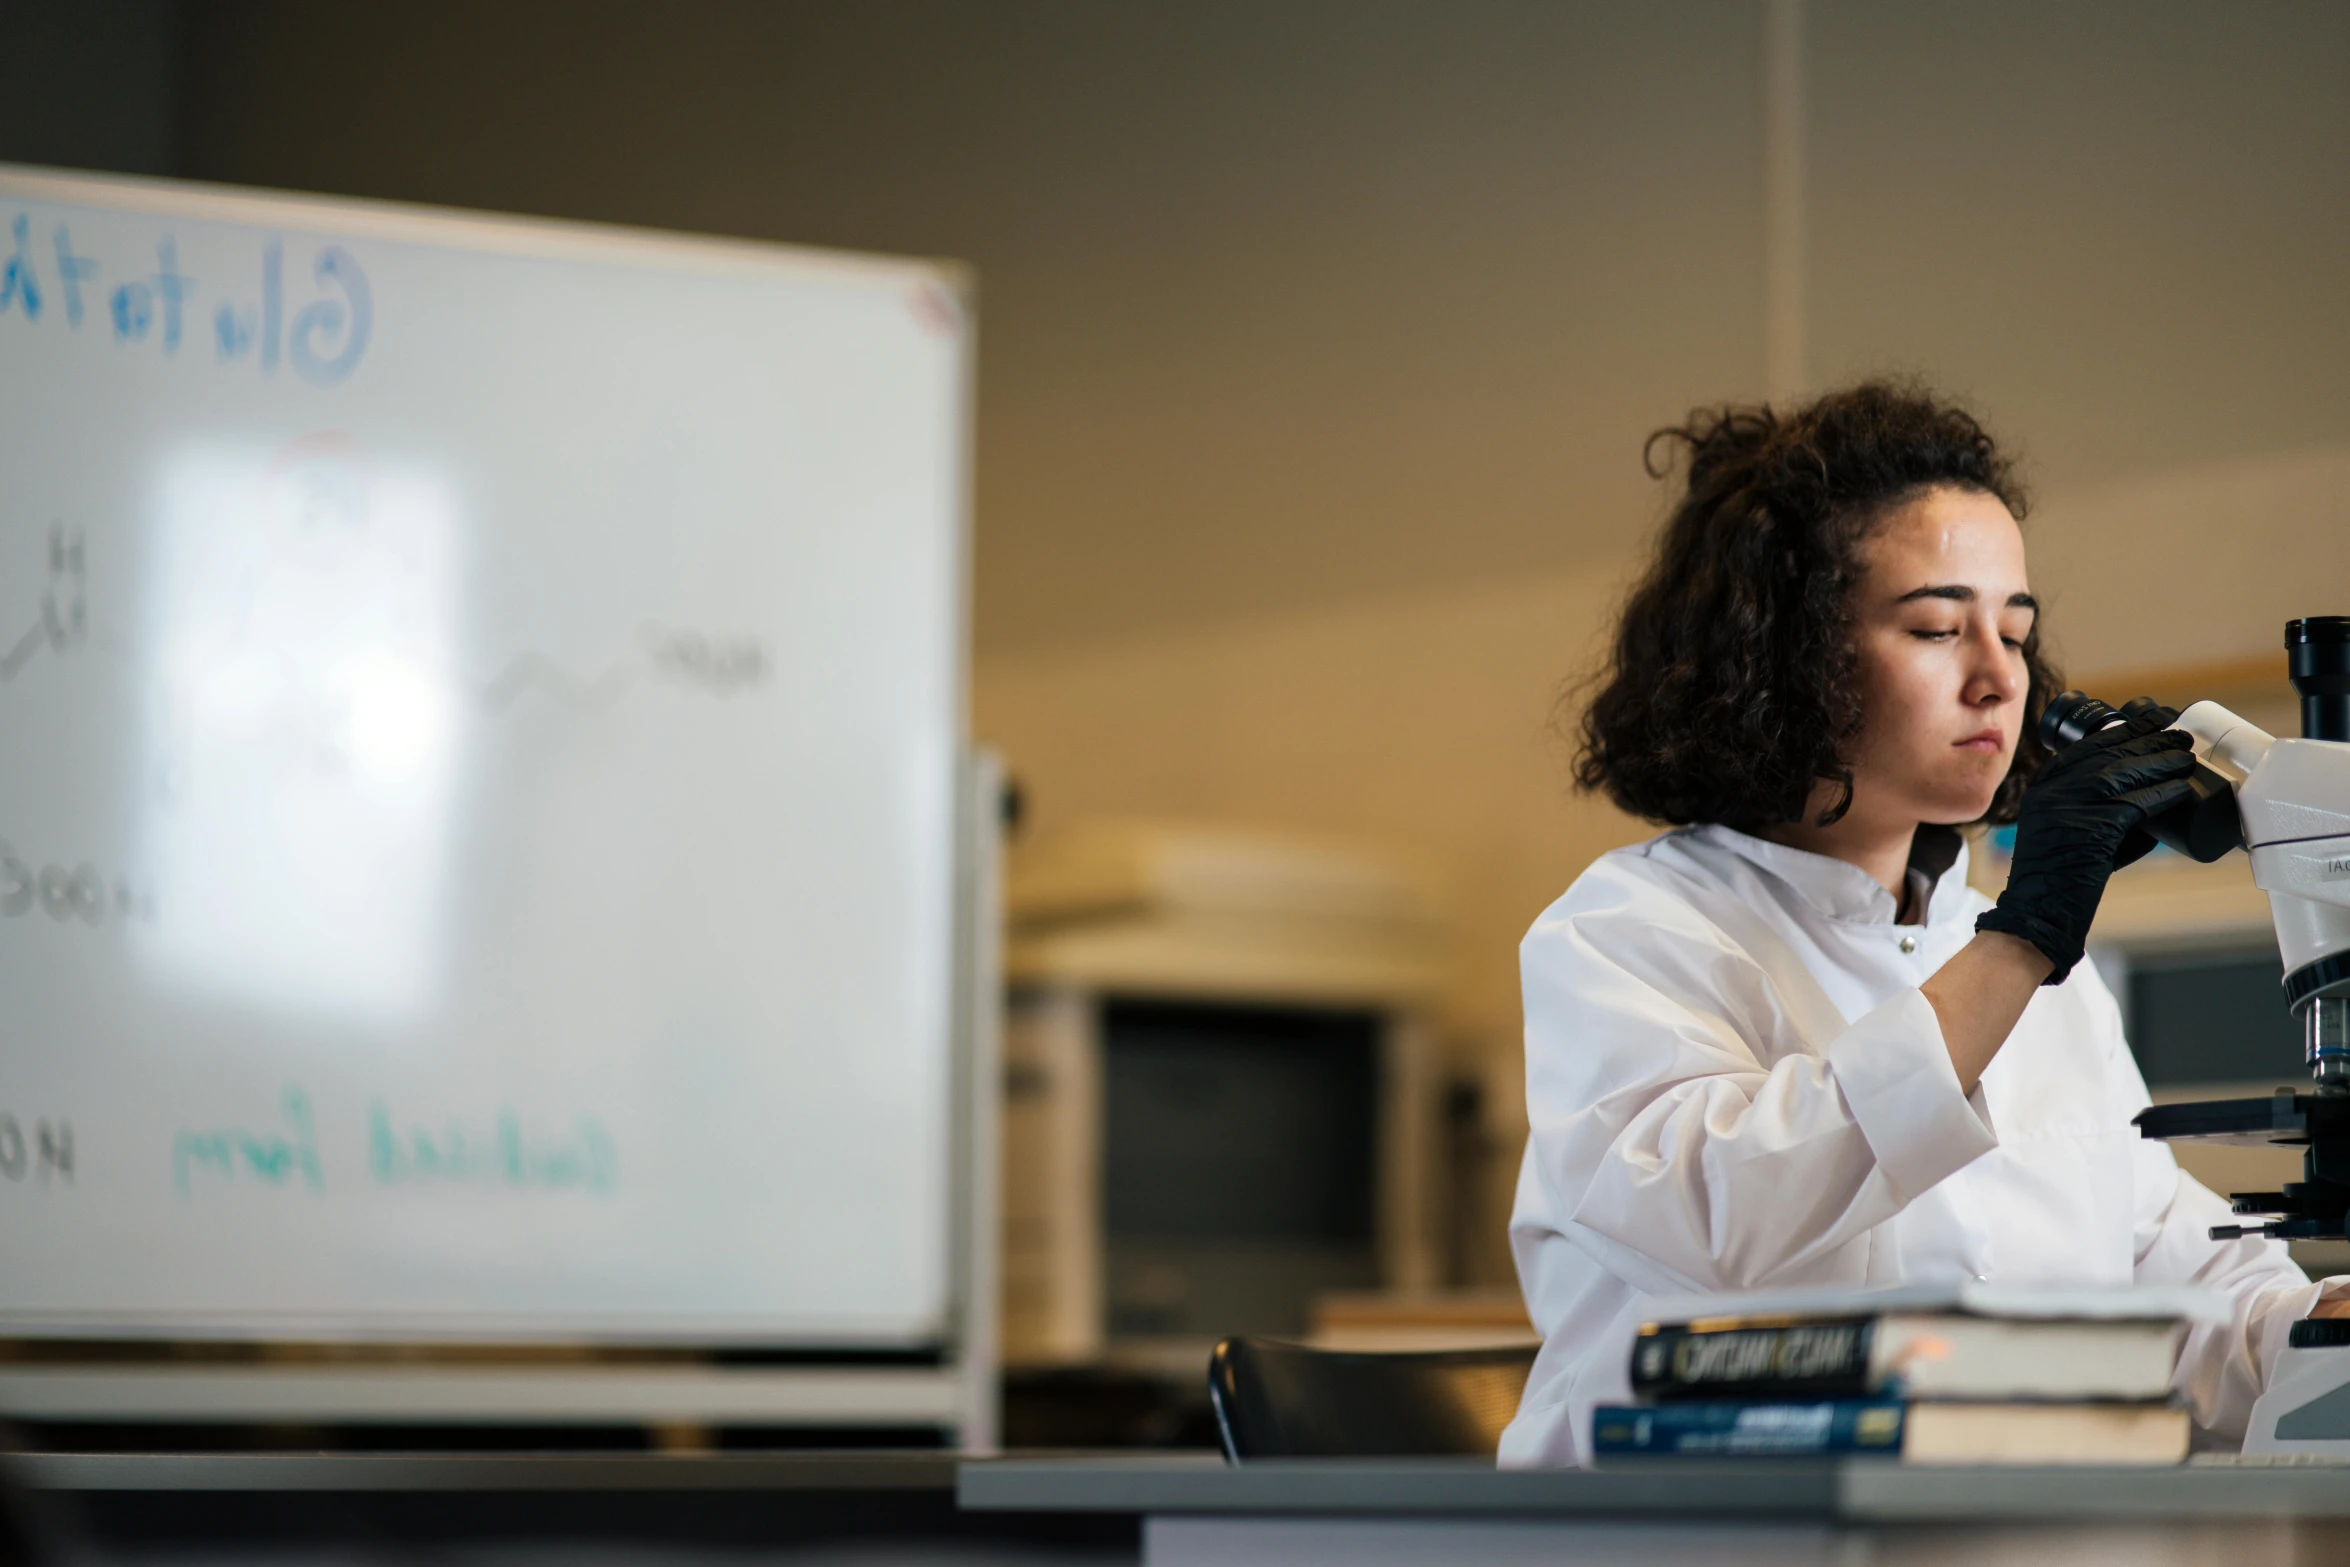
[{"xmin": 2136, "ymin": 1089, "xmax": 2329, "ymax": 1147}]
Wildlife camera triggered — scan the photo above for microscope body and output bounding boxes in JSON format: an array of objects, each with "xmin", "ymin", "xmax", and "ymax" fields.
[
  {"xmin": 2176, "ymin": 702, "xmax": 2350, "ymax": 1083},
  {"xmin": 2124, "ymin": 617, "xmax": 2350, "ymax": 1452}
]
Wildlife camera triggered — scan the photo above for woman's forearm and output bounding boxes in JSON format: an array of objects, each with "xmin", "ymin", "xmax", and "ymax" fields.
[{"xmin": 1921, "ymin": 931, "xmax": 2055, "ymax": 1094}]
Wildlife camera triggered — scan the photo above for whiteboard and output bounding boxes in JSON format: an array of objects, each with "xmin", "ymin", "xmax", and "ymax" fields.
[{"xmin": 0, "ymin": 165, "xmax": 970, "ymax": 1345}]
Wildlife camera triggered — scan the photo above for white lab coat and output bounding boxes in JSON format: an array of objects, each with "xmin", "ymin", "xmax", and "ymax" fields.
[{"xmin": 1502, "ymin": 822, "xmax": 2323, "ymax": 1467}]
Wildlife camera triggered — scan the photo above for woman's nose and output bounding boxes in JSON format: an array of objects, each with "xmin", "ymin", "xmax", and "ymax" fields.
[{"xmin": 1965, "ymin": 626, "xmax": 2023, "ymax": 703}]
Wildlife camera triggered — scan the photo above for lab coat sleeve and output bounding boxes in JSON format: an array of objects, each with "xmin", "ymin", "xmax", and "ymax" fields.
[
  {"xmin": 2133, "ymin": 1157, "xmax": 2319, "ymax": 1440},
  {"xmin": 1516, "ymin": 878, "xmax": 1998, "ymax": 1298},
  {"xmin": 2082, "ymin": 962, "xmax": 2324, "ymax": 1440}
]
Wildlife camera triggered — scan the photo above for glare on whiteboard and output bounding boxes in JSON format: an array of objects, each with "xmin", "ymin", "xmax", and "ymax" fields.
[{"xmin": 135, "ymin": 435, "xmax": 464, "ymax": 1024}]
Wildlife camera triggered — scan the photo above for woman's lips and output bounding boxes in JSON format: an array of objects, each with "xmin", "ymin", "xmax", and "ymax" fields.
[{"xmin": 1955, "ymin": 730, "xmax": 2005, "ymax": 753}]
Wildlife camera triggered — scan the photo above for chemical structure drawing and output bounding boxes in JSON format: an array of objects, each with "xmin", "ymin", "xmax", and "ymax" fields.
[
  {"xmin": 479, "ymin": 652, "xmax": 632, "ymax": 714},
  {"xmin": 0, "ymin": 838, "xmax": 152, "ymax": 928},
  {"xmin": 478, "ymin": 624, "xmax": 769, "ymax": 714},
  {"xmin": 0, "ymin": 524, "xmax": 86, "ymax": 683},
  {"xmin": 643, "ymin": 626, "xmax": 768, "ymax": 693}
]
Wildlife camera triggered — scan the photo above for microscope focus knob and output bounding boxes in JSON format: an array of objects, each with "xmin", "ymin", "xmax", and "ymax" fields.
[{"xmin": 2288, "ymin": 1318, "xmax": 2350, "ymax": 1349}]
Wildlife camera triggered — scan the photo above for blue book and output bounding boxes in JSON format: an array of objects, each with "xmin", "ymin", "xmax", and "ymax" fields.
[{"xmin": 1591, "ymin": 1399, "xmax": 1905, "ymax": 1456}]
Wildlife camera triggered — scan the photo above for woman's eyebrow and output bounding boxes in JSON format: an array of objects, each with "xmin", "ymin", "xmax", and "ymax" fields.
[{"xmin": 1894, "ymin": 585, "xmax": 2038, "ymax": 611}]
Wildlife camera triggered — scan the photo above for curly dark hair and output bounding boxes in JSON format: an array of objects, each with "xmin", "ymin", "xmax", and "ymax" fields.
[{"xmin": 1573, "ymin": 379, "xmax": 2060, "ymax": 831}]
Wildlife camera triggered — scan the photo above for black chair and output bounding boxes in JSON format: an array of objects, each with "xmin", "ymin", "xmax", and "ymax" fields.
[{"xmin": 1206, "ymin": 1336, "xmax": 1539, "ymax": 1460}]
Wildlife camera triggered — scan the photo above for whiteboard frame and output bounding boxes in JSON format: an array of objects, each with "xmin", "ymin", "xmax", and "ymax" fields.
[
  {"xmin": 0, "ymin": 161, "xmax": 966, "ymax": 296},
  {"xmin": 0, "ymin": 165, "xmax": 996, "ymax": 1441}
]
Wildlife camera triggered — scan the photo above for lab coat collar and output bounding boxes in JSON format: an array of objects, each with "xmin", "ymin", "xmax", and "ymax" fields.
[{"xmin": 1690, "ymin": 822, "xmax": 1973, "ymax": 928}]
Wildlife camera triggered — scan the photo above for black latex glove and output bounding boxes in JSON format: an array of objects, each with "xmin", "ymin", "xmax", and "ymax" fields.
[
  {"xmin": 2110, "ymin": 698, "xmax": 2182, "ymax": 870},
  {"xmin": 1977, "ymin": 705, "xmax": 2198, "ymax": 984}
]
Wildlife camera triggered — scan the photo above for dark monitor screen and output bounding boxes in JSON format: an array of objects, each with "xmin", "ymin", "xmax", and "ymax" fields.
[
  {"xmin": 2120, "ymin": 946, "xmax": 2304, "ymax": 1089},
  {"xmin": 1101, "ymin": 998, "xmax": 1378, "ymax": 1243},
  {"xmin": 1098, "ymin": 998, "xmax": 1381, "ymax": 1337}
]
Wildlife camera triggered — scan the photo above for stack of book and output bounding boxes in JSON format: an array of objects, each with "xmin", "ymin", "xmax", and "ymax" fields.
[{"xmin": 1591, "ymin": 1284, "xmax": 2214, "ymax": 1464}]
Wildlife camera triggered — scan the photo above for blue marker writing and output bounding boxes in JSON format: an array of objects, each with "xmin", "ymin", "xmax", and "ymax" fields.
[
  {"xmin": 0, "ymin": 216, "xmax": 41, "ymax": 321},
  {"xmin": 111, "ymin": 279, "xmax": 152, "ymax": 341},
  {"xmin": 370, "ymin": 1100, "xmax": 618, "ymax": 1196},
  {"xmin": 173, "ymin": 1085, "xmax": 323, "ymax": 1196},
  {"xmin": 154, "ymin": 238, "xmax": 190, "ymax": 354},
  {"xmin": 51, "ymin": 227, "xmax": 95, "ymax": 327},
  {"xmin": 260, "ymin": 238, "xmax": 281, "ymax": 372},
  {"xmin": 289, "ymin": 245, "xmax": 370, "ymax": 385}
]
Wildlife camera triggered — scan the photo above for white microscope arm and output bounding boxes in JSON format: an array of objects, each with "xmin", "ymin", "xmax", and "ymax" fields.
[{"xmin": 2176, "ymin": 702, "xmax": 2350, "ymax": 1078}]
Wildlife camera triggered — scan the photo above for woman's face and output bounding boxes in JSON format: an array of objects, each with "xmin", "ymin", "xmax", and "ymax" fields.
[{"xmin": 1843, "ymin": 485, "xmax": 2035, "ymax": 831}]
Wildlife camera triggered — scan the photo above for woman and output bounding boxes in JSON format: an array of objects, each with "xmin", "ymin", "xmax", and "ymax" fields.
[{"xmin": 1502, "ymin": 382, "xmax": 2337, "ymax": 1466}]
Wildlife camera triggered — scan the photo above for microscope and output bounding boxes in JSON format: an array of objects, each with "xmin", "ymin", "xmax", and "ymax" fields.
[{"xmin": 2088, "ymin": 617, "xmax": 2350, "ymax": 1454}]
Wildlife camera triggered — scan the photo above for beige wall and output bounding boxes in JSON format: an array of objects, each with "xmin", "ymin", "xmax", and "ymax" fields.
[
  {"xmin": 128, "ymin": 2, "xmax": 2350, "ymax": 1277},
  {"xmin": 2026, "ymin": 449, "xmax": 2350, "ymax": 684},
  {"xmin": 1806, "ymin": 1, "xmax": 2350, "ymax": 495},
  {"xmin": 979, "ymin": 560, "xmax": 1643, "ymax": 1048},
  {"xmin": 0, "ymin": 1, "xmax": 178, "ymax": 178},
  {"xmin": 174, "ymin": 0, "xmax": 1771, "ymax": 653}
]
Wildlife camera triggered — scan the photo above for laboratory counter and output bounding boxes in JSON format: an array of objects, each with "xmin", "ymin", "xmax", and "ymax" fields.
[
  {"xmin": 24, "ymin": 1447, "xmax": 2350, "ymax": 1564},
  {"xmin": 958, "ymin": 1452, "xmax": 2350, "ymax": 1566},
  {"xmin": 9, "ymin": 1448, "xmax": 1133, "ymax": 1560}
]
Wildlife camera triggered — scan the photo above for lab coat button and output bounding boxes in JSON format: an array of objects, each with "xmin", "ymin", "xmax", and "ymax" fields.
[{"xmin": 1898, "ymin": 934, "xmax": 1918, "ymax": 954}]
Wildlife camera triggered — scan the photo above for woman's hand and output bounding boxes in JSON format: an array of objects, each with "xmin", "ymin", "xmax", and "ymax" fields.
[
  {"xmin": 1926, "ymin": 704, "xmax": 2199, "ymax": 1095},
  {"xmin": 1976, "ymin": 705, "xmax": 2200, "ymax": 985}
]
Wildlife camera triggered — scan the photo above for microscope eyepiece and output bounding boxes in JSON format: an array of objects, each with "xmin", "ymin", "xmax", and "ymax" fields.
[
  {"xmin": 2039, "ymin": 690, "xmax": 2115, "ymax": 751},
  {"xmin": 2033, "ymin": 689, "xmax": 2245, "ymax": 862},
  {"xmin": 2287, "ymin": 616, "xmax": 2350, "ymax": 743}
]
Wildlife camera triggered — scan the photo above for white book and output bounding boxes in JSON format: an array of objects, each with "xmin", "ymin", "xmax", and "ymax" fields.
[
  {"xmin": 1647, "ymin": 1280, "xmax": 2228, "ymax": 1325},
  {"xmin": 1902, "ymin": 1402, "xmax": 2191, "ymax": 1465}
]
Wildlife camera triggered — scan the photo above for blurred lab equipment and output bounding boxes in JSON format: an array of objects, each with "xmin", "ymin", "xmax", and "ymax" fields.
[{"xmin": 999, "ymin": 821, "xmax": 1450, "ymax": 1382}]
